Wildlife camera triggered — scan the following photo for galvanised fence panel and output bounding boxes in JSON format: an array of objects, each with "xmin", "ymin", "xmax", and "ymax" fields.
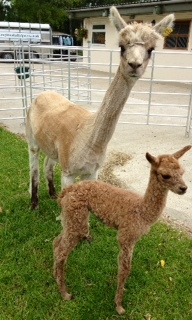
[{"xmin": 0, "ymin": 44, "xmax": 191, "ymax": 136}]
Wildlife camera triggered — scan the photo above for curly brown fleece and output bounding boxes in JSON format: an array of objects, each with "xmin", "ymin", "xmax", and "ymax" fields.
[{"xmin": 53, "ymin": 145, "xmax": 191, "ymax": 315}]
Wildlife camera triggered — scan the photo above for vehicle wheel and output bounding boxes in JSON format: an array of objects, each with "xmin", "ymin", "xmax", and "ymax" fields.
[
  {"xmin": 70, "ymin": 52, "xmax": 77, "ymax": 62},
  {"xmin": 24, "ymin": 52, "xmax": 39, "ymax": 60},
  {"xmin": 62, "ymin": 54, "xmax": 77, "ymax": 62},
  {"xmin": 2, "ymin": 52, "xmax": 14, "ymax": 60},
  {"xmin": 30, "ymin": 52, "xmax": 39, "ymax": 59}
]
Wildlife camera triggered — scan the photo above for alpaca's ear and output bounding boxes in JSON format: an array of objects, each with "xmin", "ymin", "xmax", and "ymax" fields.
[
  {"xmin": 153, "ymin": 14, "xmax": 175, "ymax": 36},
  {"xmin": 110, "ymin": 6, "xmax": 127, "ymax": 31},
  {"xmin": 173, "ymin": 145, "xmax": 191, "ymax": 159},
  {"xmin": 146, "ymin": 152, "xmax": 159, "ymax": 166}
]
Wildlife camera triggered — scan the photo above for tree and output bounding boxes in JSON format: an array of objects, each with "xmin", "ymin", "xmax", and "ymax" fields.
[
  {"xmin": 4, "ymin": 0, "xmax": 141, "ymax": 33},
  {"xmin": 0, "ymin": 0, "xmax": 13, "ymax": 20},
  {"xmin": 6, "ymin": 0, "xmax": 83, "ymax": 32},
  {"xmin": 78, "ymin": 0, "xmax": 140, "ymax": 6}
]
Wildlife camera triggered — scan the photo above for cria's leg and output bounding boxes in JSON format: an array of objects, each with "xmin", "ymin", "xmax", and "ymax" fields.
[
  {"xmin": 81, "ymin": 210, "xmax": 91, "ymax": 241},
  {"xmin": 44, "ymin": 156, "xmax": 57, "ymax": 198},
  {"xmin": 53, "ymin": 232, "xmax": 79, "ymax": 300},
  {"xmin": 115, "ymin": 236, "xmax": 134, "ymax": 315},
  {"xmin": 53, "ymin": 208, "xmax": 90, "ymax": 299},
  {"xmin": 28, "ymin": 144, "xmax": 40, "ymax": 210}
]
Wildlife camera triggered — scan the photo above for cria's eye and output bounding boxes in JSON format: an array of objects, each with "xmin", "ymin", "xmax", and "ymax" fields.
[
  {"xmin": 161, "ymin": 174, "xmax": 171, "ymax": 180},
  {"xmin": 148, "ymin": 47, "xmax": 154, "ymax": 56}
]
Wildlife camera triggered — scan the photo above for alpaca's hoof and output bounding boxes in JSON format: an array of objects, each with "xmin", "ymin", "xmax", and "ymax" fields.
[
  {"xmin": 84, "ymin": 234, "xmax": 93, "ymax": 242},
  {"xmin": 116, "ymin": 305, "xmax": 125, "ymax": 315},
  {"xmin": 48, "ymin": 183, "xmax": 57, "ymax": 199},
  {"xmin": 63, "ymin": 292, "xmax": 72, "ymax": 301},
  {"xmin": 31, "ymin": 202, "xmax": 39, "ymax": 210},
  {"xmin": 50, "ymin": 193, "xmax": 57, "ymax": 199}
]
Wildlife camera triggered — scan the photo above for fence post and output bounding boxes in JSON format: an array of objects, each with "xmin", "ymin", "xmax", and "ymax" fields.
[
  {"xmin": 109, "ymin": 50, "xmax": 113, "ymax": 86},
  {"xmin": 147, "ymin": 50, "xmax": 155, "ymax": 125},
  {"xmin": 185, "ymin": 84, "xmax": 192, "ymax": 137},
  {"xmin": 67, "ymin": 49, "xmax": 71, "ymax": 100},
  {"xmin": 16, "ymin": 42, "xmax": 28, "ymax": 122},
  {"xmin": 88, "ymin": 42, "xmax": 92, "ymax": 104}
]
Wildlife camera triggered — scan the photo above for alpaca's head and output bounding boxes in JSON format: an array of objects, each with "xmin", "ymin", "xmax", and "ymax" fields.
[
  {"xmin": 110, "ymin": 6, "xmax": 175, "ymax": 79},
  {"xmin": 146, "ymin": 145, "xmax": 191, "ymax": 195}
]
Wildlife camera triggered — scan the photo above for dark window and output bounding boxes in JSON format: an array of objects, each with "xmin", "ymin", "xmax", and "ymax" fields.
[
  {"xmin": 92, "ymin": 25, "xmax": 105, "ymax": 45},
  {"xmin": 164, "ymin": 20, "xmax": 190, "ymax": 50}
]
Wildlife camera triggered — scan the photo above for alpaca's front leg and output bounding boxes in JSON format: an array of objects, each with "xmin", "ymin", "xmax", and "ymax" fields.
[
  {"xmin": 44, "ymin": 156, "xmax": 57, "ymax": 198},
  {"xmin": 115, "ymin": 244, "xmax": 134, "ymax": 315},
  {"xmin": 61, "ymin": 173, "xmax": 76, "ymax": 189},
  {"xmin": 81, "ymin": 170, "xmax": 99, "ymax": 182},
  {"xmin": 28, "ymin": 145, "xmax": 40, "ymax": 210},
  {"xmin": 61, "ymin": 170, "xmax": 98, "ymax": 190}
]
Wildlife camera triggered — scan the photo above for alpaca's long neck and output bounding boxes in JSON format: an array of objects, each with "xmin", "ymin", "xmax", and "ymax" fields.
[
  {"xmin": 141, "ymin": 170, "xmax": 169, "ymax": 225},
  {"xmin": 87, "ymin": 66, "xmax": 136, "ymax": 151}
]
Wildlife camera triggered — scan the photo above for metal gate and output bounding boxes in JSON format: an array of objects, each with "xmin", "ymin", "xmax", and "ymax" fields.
[{"xmin": 0, "ymin": 44, "xmax": 192, "ymax": 136}]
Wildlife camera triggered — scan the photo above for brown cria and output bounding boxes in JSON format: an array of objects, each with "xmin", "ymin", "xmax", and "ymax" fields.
[
  {"xmin": 25, "ymin": 6, "xmax": 175, "ymax": 209},
  {"xmin": 53, "ymin": 145, "xmax": 191, "ymax": 315}
]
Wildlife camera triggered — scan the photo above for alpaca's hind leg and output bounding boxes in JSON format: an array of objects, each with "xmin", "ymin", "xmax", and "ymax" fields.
[
  {"xmin": 28, "ymin": 144, "xmax": 40, "ymax": 210},
  {"xmin": 115, "ymin": 240, "xmax": 134, "ymax": 315},
  {"xmin": 44, "ymin": 156, "xmax": 57, "ymax": 198}
]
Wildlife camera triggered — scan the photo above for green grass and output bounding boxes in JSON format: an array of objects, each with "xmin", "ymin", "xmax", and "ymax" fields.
[{"xmin": 0, "ymin": 126, "xmax": 192, "ymax": 320}]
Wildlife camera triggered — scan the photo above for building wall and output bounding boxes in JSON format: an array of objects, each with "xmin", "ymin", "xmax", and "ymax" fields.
[{"xmin": 83, "ymin": 12, "xmax": 192, "ymax": 80}]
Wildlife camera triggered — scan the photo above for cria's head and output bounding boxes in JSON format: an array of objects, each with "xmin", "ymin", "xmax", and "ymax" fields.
[{"xmin": 146, "ymin": 145, "xmax": 191, "ymax": 195}]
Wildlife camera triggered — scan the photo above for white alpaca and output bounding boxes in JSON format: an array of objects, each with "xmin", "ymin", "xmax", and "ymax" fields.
[
  {"xmin": 26, "ymin": 6, "xmax": 175, "ymax": 209},
  {"xmin": 53, "ymin": 145, "xmax": 191, "ymax": 315}
]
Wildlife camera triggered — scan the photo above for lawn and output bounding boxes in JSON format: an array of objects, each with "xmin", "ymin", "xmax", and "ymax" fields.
[{"xmin": 0, "ymin": 126, "xmax": 191, "ymax": 320}]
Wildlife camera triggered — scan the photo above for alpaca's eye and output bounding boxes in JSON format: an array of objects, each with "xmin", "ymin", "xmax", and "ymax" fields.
[
  {"xmin": 148, "ymin": 47, "xmax": 154, "ymax": 56},
  {"xmin": 119, "ymin": 45, "xmax": 126, "ymax": 55},
  {"xmin": 162, "ymin": 174, "xmax": 171, "ymax": 180}
]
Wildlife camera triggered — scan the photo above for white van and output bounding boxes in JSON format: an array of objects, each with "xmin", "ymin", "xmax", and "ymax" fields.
[
  {"xmin": 52, "ymin": 32, "xmax": 77, "ymax": 61},
  {"xmin": 0, "ymin": 21, "xmax": 52, "ymax": 60}
]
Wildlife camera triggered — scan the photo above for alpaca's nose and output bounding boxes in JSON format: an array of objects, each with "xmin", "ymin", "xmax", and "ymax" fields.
[
  {"xmin": 179, "ymin": 186, "xmax": 187, "ymax": 194},
  {"xmin": 128, "ymin": 62, "xmax": 142, "ymax": 70}
]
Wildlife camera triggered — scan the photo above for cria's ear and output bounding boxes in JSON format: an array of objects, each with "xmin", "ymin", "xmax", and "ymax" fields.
[
  {"xmin": 153, "ymin": 14, "xmax": 175, "ymax": 36},
  {"xmin": 146, "ymin": 152, "xmax": 159, "ymax": 166},
  {"xmin": 110, "ymin": 6, "xmax": 127, "ymax": 31},
  {"xmin": 173, "ymin": 145, "xmax": 191, "ymax": 159}
]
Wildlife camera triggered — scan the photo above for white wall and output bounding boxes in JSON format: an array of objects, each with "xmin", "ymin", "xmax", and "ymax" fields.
[{"xmin": 83, "ymin": 12, "xmax": 192, "ymax": 80}]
